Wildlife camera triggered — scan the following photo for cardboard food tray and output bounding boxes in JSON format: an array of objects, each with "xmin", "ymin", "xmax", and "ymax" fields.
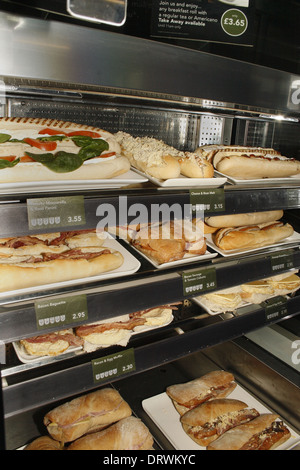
[{"xmin": 142, "ymin": 382, "xmax": 300, "ymax": 450}]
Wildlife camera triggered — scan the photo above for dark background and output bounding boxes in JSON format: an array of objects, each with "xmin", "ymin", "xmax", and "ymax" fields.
[{"xmin": 0, "ymin": 0, "xmax": 299, "ymax": 74}]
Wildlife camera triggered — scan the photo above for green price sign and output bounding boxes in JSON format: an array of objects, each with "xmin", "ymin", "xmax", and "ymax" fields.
[
  {"xmin": 182, "ymin": 267, "xmax": 217, "ymax": 297},
  {"xmin": 221, "ymin": 9, "xmax": 248, "ymax": 37},
  {"xmin": 35, "ymin": 294, "xmax": 88, "ymax": 330},
  {"xmin": 27, "ymin": 195, "xmax": 86, "ymax": 230},
  {"xmin": 261, "ymin": 296, "xmax": 288, "ymax": 322},
  {"xmin": 92, "ymin": 348, "xmax": 136, "ymax": 384}
]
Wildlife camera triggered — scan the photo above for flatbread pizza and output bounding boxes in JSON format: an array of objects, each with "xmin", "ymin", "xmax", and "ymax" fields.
[{"xmin": 0, "ymin": 117, "xmax": 130, "ymax": 182}]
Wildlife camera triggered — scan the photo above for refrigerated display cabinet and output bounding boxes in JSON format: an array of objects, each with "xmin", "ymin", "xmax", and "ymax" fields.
[{"xmin": 0, "ymin": 11, "xmax": 299, "ymax": 450}]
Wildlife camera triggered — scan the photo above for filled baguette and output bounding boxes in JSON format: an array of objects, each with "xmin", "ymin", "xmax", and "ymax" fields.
[
  {"xmin": 44, "ymin": 388, "xmax": 132, "ymax": 443},
  {"xmin": 207, "ymin": 414, "xmax": 291, "ymax": 450},
  {"xmin": 181, "ymin": 398, "xmax": 259, "ymax": 447},
  {"xmin": 166, "ymin": 370, "xmax": 236, "ymax": 415},
  {"xmin": 0, "ymin": 229, "xmax": 124, "ymax": 292},
  {"xmin": 115, "ymin": 131, "xmax": 214, "ymax": 179},
  {"xmin": 196, "ymin": 144, "xmax": 300, "ymax": 179},
  {"xmin": 67, "ymin": 416, "xmax": 153, "ymax": 450},
  {"xmin": 212, "ymin": 221, "xmax": 294, "ymax": 251},
  {"xmin": 205, "ymin": 210, "xmax": 283, "ymax": 229}
]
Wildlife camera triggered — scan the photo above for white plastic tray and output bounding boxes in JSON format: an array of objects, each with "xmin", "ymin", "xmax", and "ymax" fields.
[
  {"xmin": 214, "ymin": 170, "xmax": 300, "ymax": 186},
  {"xmin": 0, "ymin": 169, "xmax": 148, "ymax": 194},
  {"xmin": 142, "ymin": 382, "xmax": 300, "ymax": 450},
  {"xmin": 206, "ymin": 231, "xmax": 300, "ymax": 257},
  {"xmin": 133, "ymin": 169, "xmax": 227, "ymax": 188}
]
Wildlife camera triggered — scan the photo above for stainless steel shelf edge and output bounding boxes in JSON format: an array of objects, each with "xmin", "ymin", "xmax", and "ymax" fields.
[
  {"xmin": 1, "ymin": 247, "xmax": 300, "ymax": 342},
  {"xmin": 3, "ymin": 300, "xmax": 299, "ymax": 418},
  {"xmin": 0, "ymin": 12, "xmax": 299, "ymax": 116},
  {"xmin": 1, "ymin": 186, "xmax": 300, "ymax": 237}
]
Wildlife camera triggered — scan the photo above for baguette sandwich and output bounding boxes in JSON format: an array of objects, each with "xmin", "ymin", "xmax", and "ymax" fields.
[
  {"xmin": 166, "ymin": 370, "xmax": 236, "ymax": 415},
  {"xmin": 196, "ymin": 144, "xmax": 300, "ymax": 179},
  {"xmin": 115, "ymin": 131, "xmax": 214, "ymax": 180},
  {"xmin": 75, "ymin": 305, "xmax": 175, "ymax": 352},
  {"xmin": 67, "ymin": 416, "xmax": 153, "ymax": 450},
  {"xmin": 0, "ymin": 229, "xmax": 124, "ymax": 292},
  {"xmin": 44, "ymin": 388, "xmax": 132, "ymax": 443},
  {"xmin": 181, "ymin": 398, "xmax": 259, "ymax": 447},
  {"xmin": 19, "ymin": 329, "xmax": 83, "ymax": 357},
  {"xmin": 207, "ymin": 413, "xmax": 291, "ymax": 450}
]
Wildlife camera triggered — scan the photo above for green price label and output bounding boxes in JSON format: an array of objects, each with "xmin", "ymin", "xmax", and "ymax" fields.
[
  {"xmin": 27, "ymin": 195, "xmax": 86, "ymax": 230},
  {"xmin": 182, "ymin": 267, "xmax": 217, "ymax": 296},
  {"xmin": 221, "ymin": 9, "xmax": 248, "ymax": 37},
  {"xmin": 270, "ymin": 250, "xmax": 294, "ymax": 273},
  {"xmin": 92, "ymin": 348, "xmax": 136, "ymax": 384},
  {"xmin": 190, "ymin": 188, "xmax": 225, "ymax": 215},
  {"xmin": 261, "ymin": 296, "xmax": 288, "ymax": 322},
  {"xmin": 35, "ymin": 294, "xmax": 88, "ymax": 330}
]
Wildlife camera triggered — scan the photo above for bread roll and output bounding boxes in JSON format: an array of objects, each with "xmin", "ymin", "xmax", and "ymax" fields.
[
  {"xmin": 44, "ymin": 388, "xmax": 132, "ymax": 443},
  {"xmin": 207, "ymin": 414, "xmax": 291, "ymax": 450},
  {"xmin": 181, "ymin": 399, "xmax": 259, "ymax": 447},
  {"xmin": 166, "ymin": 370, "xmax": 236, "ymax": 415},
  {"xmin": 205, "ymin": 210, "xmax": 283, "ymax": 228},
  {"xmin": 213, "ymin": 221, "xmax": 294, "ymax": 251},
  {"xmin": 24, "ymin": 436, "xmax": 63, "ymax": 450},
  {"xmin": 68, "ymin": 416, "xmax": 153, "ymax": 450}
]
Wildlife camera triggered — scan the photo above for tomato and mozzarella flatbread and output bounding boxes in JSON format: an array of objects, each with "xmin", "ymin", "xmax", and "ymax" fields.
[
  {"xmin": 0, "ymin": 118, "xmax": 130, "ymax": 182},
  {"xmin": 0, "ymin": 229, "xmax": 124, "ymax": 292}
]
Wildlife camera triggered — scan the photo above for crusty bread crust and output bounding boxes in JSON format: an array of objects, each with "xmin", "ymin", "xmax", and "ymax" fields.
[
  {"xmin": 213, "ymin": 222, "xmax": 294, "ymax": 251},
  {"xmin": 0, "ymin": 250, "xmax": 123, "ymax": 292},
  {"xmin": 24, "ymin": 436, "xmax": 63, "ymax": 450},
  {"xmin": 205, "ymin": 210, "xmax": 283, "ymax": 228},
  {"xmin": 44, "ymin": 388, "xmax": 132, "ymax": 443},
  {"xmin": 67, "ymin": 416, "xmax": 153, "ymax": 450},
  {"xmin": 207, "ymin": 414, "xmax": 280, "ymax": 450}
]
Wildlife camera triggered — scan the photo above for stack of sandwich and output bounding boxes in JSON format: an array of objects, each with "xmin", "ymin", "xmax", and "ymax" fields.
[
  {"xmin": 204, "ymin": 210, "xmax": 294, "ymax": 252},
  {"xmin": 18, "ymin": 304, "xmax": 179, "ymax": 358},
  {"xmin": 196, "ymin": 270, "xmax": 300, "ymax": 314},
  {"xmin": 166, "ymin": 370, "xmax": 292, "ymax": 450},
  {"xmin": 24, "ymin": 388, "xmax": 153, "ymax": 450}
]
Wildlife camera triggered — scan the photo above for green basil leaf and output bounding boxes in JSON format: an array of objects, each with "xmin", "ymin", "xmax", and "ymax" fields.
[
  {"xmin": 79, "ymin": 140, "xmax": 109, "ymax": 161},
  {"xmin": 0, "ymin": 133, "xmax": 12, "ymax": 143},
  {"xmin": 25, "ymin": 151, "xmax": 83, "ymax": 173},
  {"xmin": 70, "ymin": 136, "xmax": 94, "ymax": 147},
  {"xmin": 0, "ymin": 158, "xmax": 20, "ymax": 169}
]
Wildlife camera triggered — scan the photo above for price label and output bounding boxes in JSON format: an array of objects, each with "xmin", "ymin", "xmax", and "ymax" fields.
[
  {"xmin": 35, "ymin": 294, "xmax": 88, "ymax": 330},
  {"xmin": 27, "ymin": 195, "xmax": 86, "ymax": 230},
  {"xmin": 270, "ymin": 250, "xmax": 294, "ymax": 272},
  {"xmin": 221, "ymin": 9, "xmax": 248, "ymax": 37},
  {"xmin": 92, "ymin": 348, "xmax": 136, "ymax": 384},
  {"xmin": 190, "ymin": 189, "xmax": 225, "ymax": 215},
  {"xmin": 261, "ymin": 296, "xmax": 288, "ymax": 322},
  {"xmin": 182, "ymin": 267, "xmax": 217, "ymax": 296}
]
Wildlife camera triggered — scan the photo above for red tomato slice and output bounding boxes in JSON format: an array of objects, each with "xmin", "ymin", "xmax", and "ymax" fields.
[
  {"xmin": 67, "ymin": 130, "xmax": 101, "ymax": 138},
  {"xmin": 94, "ymin": 152, "xmax": 116, "ymax": 158},
  {"xmin": 24, "ymin": 138, "xmax": 57, "ymax": 151},
  {"xmin": 0, "ymin": 156, "xmax": 16, "ymax": 162},
  {"xmin": 38, "ymin": 128, "xmax": 67, "ymax": 136},
  {"xmin": 38, "ymin": 128, "xmax": 101, "ymax": 138}
]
